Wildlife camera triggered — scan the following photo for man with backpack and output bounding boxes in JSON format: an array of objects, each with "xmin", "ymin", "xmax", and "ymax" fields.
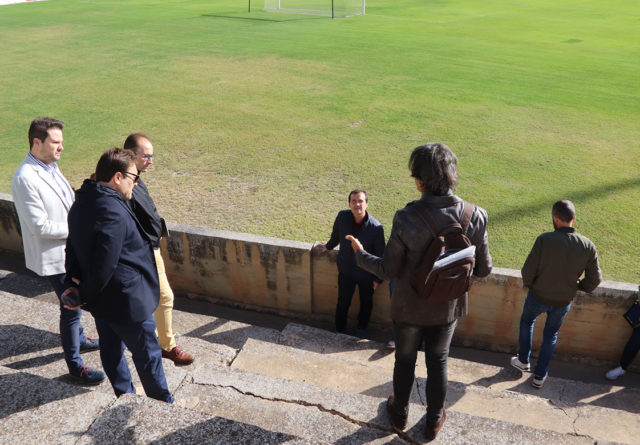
[{"xmin": 346, "ymin": 143, "xmax": 492, "ymax": 441}]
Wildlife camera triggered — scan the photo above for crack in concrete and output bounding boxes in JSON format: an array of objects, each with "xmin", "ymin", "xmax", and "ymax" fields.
[
  {"xmin": 566, "ymin": 409, "xmax": 593, "ymax": 440},
  {"xmin": 548, "ymin": 399, "xmax": 592, "ymax": 440},
  {"xmin": 552, "ymin": 382, "xmax": 588, "ymax": 439},
  {"xmin": 208, "ymin": 382, "xmax": 420, "ymax": 444},
  {"xmin": 549, "ymin": 399, "xmax": 574, "ymax": 423}
]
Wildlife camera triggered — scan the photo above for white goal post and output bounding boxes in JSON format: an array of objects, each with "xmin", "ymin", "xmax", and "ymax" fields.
[{"xmin": 250, "ymin": 0, "xmax": 365, "ymax": 18}]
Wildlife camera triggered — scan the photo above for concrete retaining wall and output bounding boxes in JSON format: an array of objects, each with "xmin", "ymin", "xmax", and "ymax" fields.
[{"xmin": 1, "ymin": 192, "xmax": 637, "ymax": 368}]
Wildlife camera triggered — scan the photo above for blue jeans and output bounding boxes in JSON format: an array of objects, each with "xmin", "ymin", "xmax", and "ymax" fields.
[
  {"xmin": 48, "ymin": 273, "xmax": 88, "ymax": 373},
  {"xmin": 94, "ymin": 315, "xmax": 173, "ymax": 403},
  {"xmin": 518, "ymin": 291, "xmax": 571, "ymax": 377},
  {"xmin": 392, "ymin": 319, "xmax": 457, "ymax": 425}
]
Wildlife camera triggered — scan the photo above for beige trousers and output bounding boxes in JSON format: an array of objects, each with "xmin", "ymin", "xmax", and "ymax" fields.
[{"xmin": 153, "ymin": 248, "xmax": 176, "ymax": 352}]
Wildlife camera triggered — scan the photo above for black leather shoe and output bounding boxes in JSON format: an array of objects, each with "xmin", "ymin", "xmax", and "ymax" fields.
[{"xmin": 386, "ymin": 394, "xmax": 408, "ymax": 431}]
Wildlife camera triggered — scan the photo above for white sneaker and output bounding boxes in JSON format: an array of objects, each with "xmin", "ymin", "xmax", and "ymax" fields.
[
  {"xmin": 531, "ymin": 373, "xmax": 548, "ymax": 389},
  {"xmin": 510, "ymin": 356, "xmax": 531, "ymax": 372},
  {"xmin": 605, "ymin": 366, "xmax": 626, "ymax": 381}
]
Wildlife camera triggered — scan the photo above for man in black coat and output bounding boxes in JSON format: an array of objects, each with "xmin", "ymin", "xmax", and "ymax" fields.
[
  {"xmin": 64, "ymin": 148, "xmax": 173, "ymax": 403},
  {"xmin": 319, "ymin": 189, "xmax": 385, "ymax": 336},
  {"xmin": 123, "ymin": 132, "xmax": 194, "ymax": 365}
]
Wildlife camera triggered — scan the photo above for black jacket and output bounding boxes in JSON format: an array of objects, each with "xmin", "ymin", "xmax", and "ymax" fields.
[
  {"xmin": 326, "ymin": 210, "xmax": 385, "ymax": 282},
  {"xmin": 65, "ymin": 180, "xmax": 159, "ymax": 323},
  {"xmin": 355, "ymin": 193, "xmax": 492, "ymax": 326},
  {"xmin": 128, "ymin": 178, "xmax": 164, "ymax": 249}
]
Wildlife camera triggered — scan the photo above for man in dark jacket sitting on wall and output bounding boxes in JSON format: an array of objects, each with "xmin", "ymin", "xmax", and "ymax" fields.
[{"xmin": 319, "ymin": 189, "xmax": 385, "ymax": 337}]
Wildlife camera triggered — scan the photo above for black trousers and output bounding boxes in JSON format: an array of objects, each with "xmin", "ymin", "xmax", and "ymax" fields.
[
  {"xmin": 392, "ymin": 319, "xmax": 457, "ymax": 425},
  {"xmin": 620, "ymin": 326, "xmax": 640, "ymax": 370},
  {"xmin": 335, "ymin": 273, "xmax": 374, "ymax": 332}
]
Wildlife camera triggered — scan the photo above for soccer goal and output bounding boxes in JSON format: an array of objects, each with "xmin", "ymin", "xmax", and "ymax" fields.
[{"xmin": 257, "ymin": 0, "xmax": 365, "ymax": 18}]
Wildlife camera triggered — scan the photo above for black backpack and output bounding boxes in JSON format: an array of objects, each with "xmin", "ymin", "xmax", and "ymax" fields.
[{"xmin": 410, "ymin": 201, "xmax": 476, "ymax": 302}]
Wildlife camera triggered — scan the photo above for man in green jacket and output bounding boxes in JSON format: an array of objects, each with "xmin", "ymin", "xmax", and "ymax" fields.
[{"xmin": 511, "ymin": 200, "xmax": 601, "ymax": 388}]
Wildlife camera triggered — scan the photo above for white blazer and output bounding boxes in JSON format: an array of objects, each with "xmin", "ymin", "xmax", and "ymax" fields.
[{"xmin": 11, "ymin": 154, "xmax": 75, "ymax": 276}]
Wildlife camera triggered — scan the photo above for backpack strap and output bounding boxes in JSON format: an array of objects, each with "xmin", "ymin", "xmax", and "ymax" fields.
[
  {"xmin": 415, "ymin": 200, "xmax": 474, "ymax": 236},
  {"xmin": 460, "ymin": 201, "xmax": 474, "ymax": 234}
]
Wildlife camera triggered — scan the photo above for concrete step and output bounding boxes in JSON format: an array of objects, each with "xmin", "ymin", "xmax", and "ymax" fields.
[
  {"xmin": 0, "ymin": 288, "xmax": 636, "ymax": 444},
  {"xmin": 279, "ymin": 322, "xmax": 640, "ymax": 408},
  {"xmin": 184, "ymin": 359, "xmax": 594, "ymax": 445},
  {"xmin": 0, "ymin": 365, "xmax": 114, "ymax": 445},
  {"xmin": 240, "ymin": 323, "xmax": 640, "ymax": 444}
]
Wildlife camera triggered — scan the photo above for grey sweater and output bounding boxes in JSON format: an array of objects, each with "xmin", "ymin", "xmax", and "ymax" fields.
[{"xmin": 521, "ymin": 226, "xmax": 601, "ymax": 306}]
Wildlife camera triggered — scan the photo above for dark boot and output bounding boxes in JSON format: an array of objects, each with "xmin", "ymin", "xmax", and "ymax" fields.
[
  {"xmin": 386, "ymin": 394, "xmax": 408, "ymax": 431},
  {"xmin": 425, "ymin": 408, "xmax": 446, "ymax": 441}
]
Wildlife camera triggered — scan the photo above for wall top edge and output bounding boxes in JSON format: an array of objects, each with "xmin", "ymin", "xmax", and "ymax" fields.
[
  {"xmin": 487, "ymin": 267, "xmax": 636, "ymax": 295},
  {"xmin": 0, "ymin": 193, "xmax": 13, "ymax": 201},
  {"xmin": 166, "ymin": 222, "xmax": 313, "ymax": 249}
]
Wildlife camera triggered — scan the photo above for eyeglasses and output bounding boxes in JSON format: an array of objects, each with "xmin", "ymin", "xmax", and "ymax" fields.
[
  {"xmin": 122, "ymin": 171, "xmax": 140, "ymax": 183},
  {"xmin": 136, "ymin": 153, "xmax": 154, "ymax": 160}
]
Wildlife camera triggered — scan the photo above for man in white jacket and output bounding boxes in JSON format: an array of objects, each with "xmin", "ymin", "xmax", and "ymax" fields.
[{"xmin": 11, "ymin": 117, "xmax": 105, "ymax": 385}]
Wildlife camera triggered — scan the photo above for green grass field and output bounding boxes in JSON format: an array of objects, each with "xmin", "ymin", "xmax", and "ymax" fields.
[{"xmin": 1, "ymin": 0, "xmax": 639, "ymax": 281}]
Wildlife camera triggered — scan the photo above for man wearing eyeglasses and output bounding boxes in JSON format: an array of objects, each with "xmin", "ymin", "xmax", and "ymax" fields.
[
  {"xmin": 123, "ymin": 133, "xmax": 195, "ymax": 365},
  {"xmin": 63, "ymin": 147, "xmax": 173, "ymax": 402},
  {"xmin": 11, "ymin": 117, "xmax": 105, "ymax": 386}
]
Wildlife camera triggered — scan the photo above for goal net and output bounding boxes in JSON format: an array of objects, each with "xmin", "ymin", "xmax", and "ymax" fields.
[{"xmin": 262, "ymin": 0, "xmax": 365, "ymax": 18}]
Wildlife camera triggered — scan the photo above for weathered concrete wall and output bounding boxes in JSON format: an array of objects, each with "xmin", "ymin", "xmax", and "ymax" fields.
[
  {"xmin": 0, "ymin": 193, "xmax": 22, "ymax": 253},
  {"xmin": 0, "ymin": 194, "xmax": 637, "ymax": 368},
  {"xmin": 159, "ymin": 221, "xmax": 637, "ymax": 368},
  {"xmin": 161, "ymin": 225, "xmax": 312, "ymax": 316}
]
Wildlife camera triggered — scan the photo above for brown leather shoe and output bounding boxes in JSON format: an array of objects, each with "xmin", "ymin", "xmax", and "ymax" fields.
[
  {"xmin": 425, "ymin": 408, "xmax": 446, "ymax": 441},
  {"xmin": 162, "ymin": 345, "xmax": 195, "ymax": 365},
  {"xmin": 386, "ymin": 395, "xmax": 408, "ymax": 431}
]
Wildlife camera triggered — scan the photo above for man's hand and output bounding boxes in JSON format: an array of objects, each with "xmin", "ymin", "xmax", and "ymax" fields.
[
  {"xmin": 345, "ymin": 235, "xmax": 363, "ymax": 253},
  {"xmin": 61, "ymin": 287, "xmax": 82, "ymax": 310},
  {"xmin": 316, "ymin": 241, "xmax": 328, "ymax": 252},
  {"xmin": 373, "ymin": 281, "xmax": 380, "ymax": 291}
]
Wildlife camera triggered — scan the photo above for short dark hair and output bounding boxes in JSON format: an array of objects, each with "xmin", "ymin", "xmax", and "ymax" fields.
[
  {"xmin": 408, "ymin": 142, "xmax": 458, "ymax": 195},
  {"xmin": 28, "ymin": 117, "xmax": 64, "ymax": 150},
  {"xmin": 552, "ymin": 200, "xmax": 576, "ymax": 223},
  {"xmin": 348, "ymin": 189, "xmax": 368, "ymax": 202},
  {"xmin": 123, "ymin": 132, "xmax": 151, "ymax": 151},
  {"xmin": 94, "ymin": 148, "xmax": 137, "ymax": 183}
]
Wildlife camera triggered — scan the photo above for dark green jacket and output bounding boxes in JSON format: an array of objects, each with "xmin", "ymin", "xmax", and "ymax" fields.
[{"xmin": 521, "ymin": 226, "xmax": 601, "ymax": 306}]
